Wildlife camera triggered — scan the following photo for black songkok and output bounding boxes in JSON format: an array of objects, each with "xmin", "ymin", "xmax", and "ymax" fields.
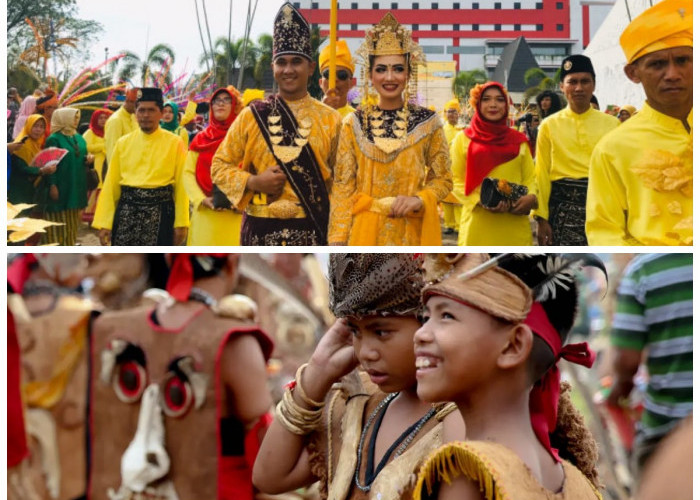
[
  {"xmin": 136, "ymin": 87, "xmax": 164, "ymax": 108},
  {"xmin": 560, "ymin": 54, "xmax": 596, "ymax": 81},
  {"xmin": 273, "ymin": 2, "xmax": 312, "ymax": 61}
]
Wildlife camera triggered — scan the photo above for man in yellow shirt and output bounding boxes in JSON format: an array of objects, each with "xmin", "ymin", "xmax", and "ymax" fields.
[
  {"xmin": 319, "ymin": 39, "xmax": 356, "ymax": 117},
  {"xmin": 104, "ymin": 88, "xmax": 138, "ymax": 163},
  {"xmin": 441, "ymin": 98, "xmax": 463, "ymax": 236},
  {"xmin": 534, "ymin": 54, "xmax": 618, "ymax": 245},
  {"xmin": 586, "ymin": 0, "xmax": 692, "ymax": 245},
  {"xmin": 211, "ymin": 2, "xmax": 341, "ymax": 246},
  {"xmin": 93, "ymin": 87, "xmax": 189, "ymax": 246}
]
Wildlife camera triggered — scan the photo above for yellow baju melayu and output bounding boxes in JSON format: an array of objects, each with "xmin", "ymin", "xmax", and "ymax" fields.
[
  {"xmin": 328, "ymin": 107, "xmax": 452, "ymax": 246},
  {"xmin": 586, "ymin": 104, "xmax": 692, "ymax": 245},
  {"xmin": 441, "ymin": 121, "xmax": 465, "ymax": 231},
  {"xmin": 183, "ymin": 151, "xmax": 242, "ymax": 246},
  {"xmin": 451, "ymin": 134, "xmax": 536, "ymax": 246},
  {"xmin": 210, "ymin": 94, "xmax": 341, "ymax": 245},
  {"xmin": 93, "ymin": 128, "xmax": 189, "ymax": 232},
  {"xmin": 104, "ymin": 106, "xmax": 137, "ymax": 163},
  {"xmin": 337, "ymin": 103, "xmax": 356, "ymax": 118},
  {"xmin": 533, "ymin": 106, "xmax": 619, "ymax": 220}
]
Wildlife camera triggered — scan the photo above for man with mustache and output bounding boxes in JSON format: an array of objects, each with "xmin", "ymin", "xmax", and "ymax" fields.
[{"xmin": 586, "ymin": 0, "xmax": 692, "ymax": 245}]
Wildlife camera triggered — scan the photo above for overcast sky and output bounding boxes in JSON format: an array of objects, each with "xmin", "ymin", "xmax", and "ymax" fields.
[{"xmin": 75, "ymin": 0, "xmax": 287, "ymax": 76}]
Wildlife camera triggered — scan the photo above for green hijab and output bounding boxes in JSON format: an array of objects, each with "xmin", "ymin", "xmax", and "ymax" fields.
[{"xmin": 160, "ymin": 101, "xmax": 180, "ymax": 132}]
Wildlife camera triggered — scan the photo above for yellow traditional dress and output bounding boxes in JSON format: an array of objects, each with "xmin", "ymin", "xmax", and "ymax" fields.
[
  {"xmin": 328, "ymin": 106, "xmax": 452, "ymax": 246},
  {"xmin": 183, "ymin": 150, "xmax": 242, "ymax": 246},
  {"xmin": 211, "ymin": 94, "xmax": 341, "ymax": 246},
  {"xmin": 534, "ymin": 106, "xmax": 618, "ymax": 245},
  {"xmin": 104, "ymin": 106, "xmax": 137, "ymax": 163},
  {"xmin": 414, "ymin": 441, "xmax": 602, "ymax": 500},
  {"xmin": 452, "ymin": 134, "xmax": 536, "ymax": 246},
  {"xmin": 337, "ymin": 103, "xmax": 356, "ymax": 118},
  {"xmin": 586, "ymin": 104, "xmax": 692, "ymax": 245},
  {"xmin": 93, "ymin": 128, "xmax": 189, "ymax": 245}
]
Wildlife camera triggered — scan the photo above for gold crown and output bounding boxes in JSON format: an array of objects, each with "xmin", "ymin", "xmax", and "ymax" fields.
[{"xmin": 366, "ymin": 13, "xmax": 410, "ymax": 56}]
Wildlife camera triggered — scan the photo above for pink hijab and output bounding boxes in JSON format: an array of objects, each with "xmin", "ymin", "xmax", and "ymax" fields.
[{"xmin": 12, "ymin": 96, "xmax": 37, "ymax": 140}]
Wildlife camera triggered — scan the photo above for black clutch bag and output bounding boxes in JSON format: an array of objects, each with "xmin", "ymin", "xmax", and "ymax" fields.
[
  {"xmin": 212, "ymin": 184, "xmax": 233, "ymax": 209},
  {"xmin": 480, "ymin": 177, "xmax": 528, "ymax": 208}
]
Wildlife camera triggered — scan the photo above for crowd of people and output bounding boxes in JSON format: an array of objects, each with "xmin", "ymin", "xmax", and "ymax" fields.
[
  {"xmin": 7, "ymin": 0, "xmax": 691, "ymax": 246},
  {"xmin": 7, "ymin": 251, "xmax": 692, "ymax": 500}
]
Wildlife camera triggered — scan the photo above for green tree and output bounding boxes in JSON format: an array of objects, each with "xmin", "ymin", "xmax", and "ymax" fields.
[
  {"xmin": 521, "ymin": 67, "xmax": 561, "ymax": 105},
  {"xmin": 307, "ymin": 26, "xmax": 327, "ymax": 100},
  {"xmin": 452, "ymin": 69, "xmax": 488, "ymax": 103},
  {"xmin": 253, "ymin": 34, "xmax": 273, "ymax": 89},
  {"xmin": 116, "ymin": 43, "xmax": 176, "ymax": 86},
  {"xmin": 202, "ymin": 37, "xmax": 258, "ymax": 87}
]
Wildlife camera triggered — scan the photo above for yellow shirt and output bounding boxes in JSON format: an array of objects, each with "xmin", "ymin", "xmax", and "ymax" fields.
[
  {"xmin": 442, "ymin": 122, "xmax": 463, "ymax": 146},
  {"xmin": 337, "ymin": 104, "xmax": 356, "ymax": 118},
  {"xmin": 451, "ymin": 134, "xmax": 536, "ymax": 246},
  {"xmin": 211, "ymin": 94, "xmax": 342, "ymax": 216},
  {"xmin": 586, "ymin": 103, "xmax": 692, "ymax": 246},
  {"xmin": 93, "ymin": 128, "xmax": 189, "ymax": 230},
  {"xmin": 83, "ymin": 129, "xmax": 107, "ymax": 187},
  {"xmin": 328, "ymin": 109, "xmax": 452, "ymax": 246},
  {"xmin": 534, "ymin": 106, "xmax": 618, "ymax": 219},
  {"xmin": 104, "ymin": 106, "xmax": 137, "ymax": 163},
  {"xmin": 183, "ymin": 150, "xmax": 242, "ymax": 246}
]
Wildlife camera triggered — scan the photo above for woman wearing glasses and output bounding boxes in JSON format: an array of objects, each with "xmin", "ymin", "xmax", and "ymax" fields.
[
  {"xmin": 328, "ymin": 13, "xmax": 452, "ymax": 246},
  {"xmin": 183, "ymin": 87, "xmax": 243, "ymax": 245}
]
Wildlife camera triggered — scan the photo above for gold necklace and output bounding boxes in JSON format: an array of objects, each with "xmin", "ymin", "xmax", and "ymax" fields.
[
  {"xmin": 369, "ymin": 106, "xmax": 408, "ymax": 154},
  {"xmin": 267, "ymin": 104, "xmax": 312, "ymax": 164}
]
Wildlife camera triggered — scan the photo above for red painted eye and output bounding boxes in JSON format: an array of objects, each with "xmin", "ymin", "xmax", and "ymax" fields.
[
  {"xmin": 113, "ymin": 361, "xmax": 147, "ymax": 403},
  {"xmin": 161, "ymin": 374, "xmax": 193, "ymax": 418}
]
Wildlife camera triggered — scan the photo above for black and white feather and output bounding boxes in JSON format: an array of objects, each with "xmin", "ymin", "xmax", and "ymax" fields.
[{"xmin": 532, "ymin": 253, "xmax": 607, "ymax": 302}]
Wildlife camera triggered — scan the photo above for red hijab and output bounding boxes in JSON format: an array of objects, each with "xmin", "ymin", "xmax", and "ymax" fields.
[
  {"xmin": 464, "ymin": 82, "xmax": 527, "ymax": 195},
  {"xmin": 189, "ymin": 88, "xmax": 238, "ymax": 196},
  {"xmin": 89, "ymin": 109, "xmax": 113, "ymax": 138}
]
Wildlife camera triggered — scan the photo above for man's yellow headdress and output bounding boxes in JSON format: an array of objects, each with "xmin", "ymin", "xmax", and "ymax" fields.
[
  {"xmin": 319, "ymin": 39, "xmax": 355, "ymax": 74},
  {"xmin": 620, "ymin": 0, "xmax": 692, "ymax": 63}
]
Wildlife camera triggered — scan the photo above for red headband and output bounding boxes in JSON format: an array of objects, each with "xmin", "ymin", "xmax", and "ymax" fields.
[
  {"xmin": 165, "ymin": 254, "xmax": 228, "ymax": 302},
  {"xmin": 523, "ymin": 302, "xmax": 596, "ymax": 462},
  {"xmin": 7, "ymin": 255, "xmax": 38, "ymax": 294}
]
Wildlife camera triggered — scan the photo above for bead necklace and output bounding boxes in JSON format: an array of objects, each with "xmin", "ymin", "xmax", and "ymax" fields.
[
  {"xmin": 188, "ymin": 287, "xmax": 218, "ymax": 308},
  {"xmin": 354, "ymin": 392, "xmax": 437, "ymax": 492}
]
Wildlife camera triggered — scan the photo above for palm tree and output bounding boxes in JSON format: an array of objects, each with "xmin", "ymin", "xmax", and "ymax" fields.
[
  {"xmin": 203, "ymin": 36, "xmax": 258, "ymax": 87},
  {"xmin": 116, "ymin": 43, "xmax": 176, "ymax": 86},
  {"xmin": 452, "ymin": 69, "xmax": 487, "ymax": 103},
  {"xmin": 521, "ymin": 67, "xmax": 561, "ymax": 106},
  {"xmin": 253, "ymin": 34, "xmax": 273, "ymax": 89},
  {"xmin": 307, "ymin": 26, "xmax": 327, "ymax": 100}
]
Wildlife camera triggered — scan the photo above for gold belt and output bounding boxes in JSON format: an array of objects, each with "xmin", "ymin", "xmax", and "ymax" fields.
[{"xmin": 246, "ymin": 201, "xmax": 307, "ymax": 219}]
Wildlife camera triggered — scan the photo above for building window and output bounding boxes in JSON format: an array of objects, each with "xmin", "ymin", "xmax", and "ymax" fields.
[
  {"xmin": 514, "ymin": 2, "xmax": 521, "ymax": 8},
  {"xmin": 557, "ymin": 24, "xmax": 564, "ymax": 31},
  {"xmin": 536, "ymin": 2, "xmax": 543, "ymax": 8},
  {"xmin": 536, "ymin": 23, "xmax": 543, "ymax": 31},
  {"xmin": 453, "ymin": 2, "xmax": 460, "ymax": 8},
  {"xmin": 432, "ymin": 2, "xmax": 439, "ymax": 8},
  {"xmin": 556, "ymin": 2, "xmax": 563, "ymax": 8},
  {"xmin": 453, "ymin": 23, "xmax": 460, "ymax": 29},
  {"xmin": 495, "ymin": 2, "xmax": 501, "ymax": 8},
  {"xmin": 472, "ymin": 2, "xmax": 479, "ymax": 8},
  {"xmin": 293, "ymin": 2, "xmax": 300, "ymax": 8},
  {"xmin": 413, "ymin": 2, "xmax": 419, "ymax": 7},
  {"xmin": 495, "ymin": 24, "xmax": 501, "ymax": 31},
  {"xmin": 311, "ymin": 2, "xmax": 318, "ymax": 8},
  {"xmin": 351, "ymin": 2, "xmax": 358, "ymax": 7},
  {"xmin": 514, "ymin": 23, "xmax": 521, "ymax": 30},
  {"xmin": 351, "ymin": 23, "xmax": 357, "ymax": 29},
  {"xmin": 391, "ymin": 2, "xmax": 398, "ymax": 8},
  {"xmin": 372, "ymin": 2, "xmax": 379, "ymax": 8},
  {"xmin": 472, "ymin": 23, "xmax": 479, "ymax": 30},
  {"xmin": 413, "ymin": 24, "xmax": 419, "ymax": 30}
]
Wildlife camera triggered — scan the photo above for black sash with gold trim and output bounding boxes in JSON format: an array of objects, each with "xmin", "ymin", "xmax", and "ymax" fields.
[{"xmin": 250, "ymin": 96, "xmax": 329, "ymax": 244}]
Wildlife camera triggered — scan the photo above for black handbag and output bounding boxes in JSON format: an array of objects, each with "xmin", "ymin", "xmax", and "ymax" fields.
[
  {"xmin": 212, "ymin": 184, "xmax": 233, "ymax": 209},
  {"xmin": 86, "ymin": 165, "xmax": 99, "ymax": 191},
  {"xmin": 480, "ymin": 177, "xmax": 528, "ymax": 208}
]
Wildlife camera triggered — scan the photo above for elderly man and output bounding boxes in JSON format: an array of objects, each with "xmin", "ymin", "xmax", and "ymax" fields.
[
  {"xmin": 211, "ymin": 2, "xmax": 341, "ymax": 246},
  {"xmin": 93, "ymin": 87, "xmax": 189, "ymax": 246},
  {"xmin": 533, "ymin": 54, "xmax": 619, "ymax": 246},
  {"xmin": 318, "ymin": 39, "xmax": 357, "ymax": 117},
  {"xmin": 104, "ymin": 88, "xmax": 138, "ymax": 162},
  {"xmin": 586, "ymin": 0, "xmax": 692, "ymax": 245}
]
